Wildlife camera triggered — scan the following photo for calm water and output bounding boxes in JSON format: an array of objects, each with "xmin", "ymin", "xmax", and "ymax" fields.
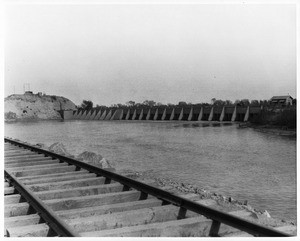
[{"xmin": 4, "ymin": 120, "xmax": 296, "ymax": 221}]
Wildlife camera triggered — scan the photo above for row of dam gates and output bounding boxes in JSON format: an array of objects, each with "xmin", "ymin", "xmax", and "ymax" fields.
[{"xmin": 62, "ymin": 105, "xmax": 262, "ymax": 122}]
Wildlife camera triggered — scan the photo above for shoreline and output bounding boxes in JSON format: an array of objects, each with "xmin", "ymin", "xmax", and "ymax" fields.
[
  {"xmin": 118, "ymin": 168, "xmax": 297, "ymax": 236},
  {"xmin": 126, "ymin": 169, "xmax": 296, "ymax": 223},
  {"xmin": 239, "ymin": 123, "xmax": 296, "ymax": 137}
]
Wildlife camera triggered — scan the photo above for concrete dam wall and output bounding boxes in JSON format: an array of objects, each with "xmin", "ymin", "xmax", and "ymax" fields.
[{"xmin": 62, "ymin": 105, "xmax": 262, "ymax": 122}]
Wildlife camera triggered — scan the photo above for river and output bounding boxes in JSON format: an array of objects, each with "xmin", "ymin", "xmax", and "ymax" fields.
[{"xmin": 4, "ymin": 120, "xmax": 296, "ymax": 222}]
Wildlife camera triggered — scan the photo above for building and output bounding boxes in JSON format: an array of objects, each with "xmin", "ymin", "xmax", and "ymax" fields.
[{"xmin": 270, "ymin": 95, "xmax": 293, "ymax": 106}]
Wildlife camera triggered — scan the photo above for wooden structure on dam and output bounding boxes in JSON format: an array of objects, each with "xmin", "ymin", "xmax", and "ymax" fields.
[{"xmin": 62, "ymin": 105, "xmax": 261, "ymax": 122}]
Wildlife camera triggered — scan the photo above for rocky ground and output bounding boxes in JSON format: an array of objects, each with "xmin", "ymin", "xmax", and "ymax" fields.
[{"xmin": 118, "ymin": 169, "xmax": 297, "ymax": 236}]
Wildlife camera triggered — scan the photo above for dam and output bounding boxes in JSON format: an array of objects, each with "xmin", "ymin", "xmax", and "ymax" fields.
[{"xmin": 62, "ymin": 105, "xmax": 260, "ymax": 122}]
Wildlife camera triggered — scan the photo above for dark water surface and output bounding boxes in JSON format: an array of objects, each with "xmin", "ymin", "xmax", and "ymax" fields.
[{"xmin": 5, "ymin": 120, "xmax": 296, "ymax": 221}]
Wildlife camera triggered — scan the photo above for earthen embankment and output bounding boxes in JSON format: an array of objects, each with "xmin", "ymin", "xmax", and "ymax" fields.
[{"xmin": 5, "ymin": 93, "xmax": 76, "ymax": 121}]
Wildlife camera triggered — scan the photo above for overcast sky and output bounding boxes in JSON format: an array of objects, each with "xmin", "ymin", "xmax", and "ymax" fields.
[{"xmin": 5, "ymin": 3, "xmax": 296, "ymax": 106}]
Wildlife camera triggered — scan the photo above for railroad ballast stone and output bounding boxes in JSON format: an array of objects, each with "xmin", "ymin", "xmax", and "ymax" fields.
[
  {"xmin": 49, "ymin": 142, "xmax": 72, "ymax": 156},
  {"xmin": 77, "ymin": 151, "xmax": 115, "ymax": 169},
  {"xmin": 48, "ymin": 142, "xmax": 115, "ymax": 169}
]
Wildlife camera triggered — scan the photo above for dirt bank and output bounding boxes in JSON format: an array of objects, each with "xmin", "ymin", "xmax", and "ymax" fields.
[{"xmin": 5, "ymin": 93, "xmax": 76, "ymax": 121}]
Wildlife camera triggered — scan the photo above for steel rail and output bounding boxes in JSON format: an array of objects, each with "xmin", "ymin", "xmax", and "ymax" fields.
[
  {"xmin": 4, "ymin": 137, "xmax": 290, "ymax": 237},
  {"xmin": 4, "ymin": 169, "xmax": 80, "ymax": 237}
]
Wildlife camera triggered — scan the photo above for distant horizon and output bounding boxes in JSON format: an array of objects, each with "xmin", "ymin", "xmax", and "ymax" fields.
[
  {"xmin": 5, "ymin": 90, "xmax": 295, "ymax": 107},
  {"xmin": 5, "ymin": 3, "xmax": 296, "ymax": 106}
]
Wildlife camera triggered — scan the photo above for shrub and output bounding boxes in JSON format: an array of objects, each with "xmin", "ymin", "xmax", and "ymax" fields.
[{"xmin": 5, "ymin": 111, "xmax": 17, "ymax": 120}]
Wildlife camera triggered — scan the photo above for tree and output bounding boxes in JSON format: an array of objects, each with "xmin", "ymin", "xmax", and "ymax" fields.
[
  {"xmin": 95, "ymin": 104, "xmax": 106, "ymax": 109},
  {"xmin": 241, "ymin": 99, "xmax": 250, "ymax": 106},
  {"xmin": 142, "ymin": 100, "xmax": 156, "ymax": 107},
  {"xmin": 250, "ymin": 100, "xmax": 259, "ymax": 106},
  {"xmin": 178, "ymin": 101, "xmax": 187, "ymax": 106},
  {"xmin": 214, "ymin": 99, "xmax": 226, "ymax": 106},
  {"xmin": 81, "ymin": 100, "xmax": 93, "ymax": 110},
  {"xmin": 126, "ymin": 101, "xmax": 136, "ymax": 107},
  {"xmin": 234, "ymin": 99, "xmax": 241, "ymax": 105},
  {"xmin": 260, "ymin": 100, "xmax": 270, "ymax": 106},
  {"xmin": 117, "ymin": 103, "xmax": 125, "ymax": 108},
  {"xmin": 211, "ymin": 98, "xmax": 216, "ymax": 105},
  {"xmin": 225, "ymin": 100, "xmax": 233, "ymax": 105}
]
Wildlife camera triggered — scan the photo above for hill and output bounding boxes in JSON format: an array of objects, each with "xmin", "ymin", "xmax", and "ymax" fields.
[{"xmin": 5, "ymin": 92, "xmax": 77, "ymax": 121}]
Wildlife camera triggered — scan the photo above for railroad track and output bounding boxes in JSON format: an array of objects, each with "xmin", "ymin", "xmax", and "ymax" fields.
[{"xmin": 4, "ymin": 137, "xmax": 293, "ymax": 237}]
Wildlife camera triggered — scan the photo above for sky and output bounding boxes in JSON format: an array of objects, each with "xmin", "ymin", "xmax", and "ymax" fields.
[{"xmin": 4, "ymin": 2, "xmax": 296, "ymax": 106}]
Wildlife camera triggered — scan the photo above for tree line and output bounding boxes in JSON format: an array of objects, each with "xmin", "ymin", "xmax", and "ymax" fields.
[{"xmin": 77, "ymin": 98, "xmax": 296, "ymax": 111}]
